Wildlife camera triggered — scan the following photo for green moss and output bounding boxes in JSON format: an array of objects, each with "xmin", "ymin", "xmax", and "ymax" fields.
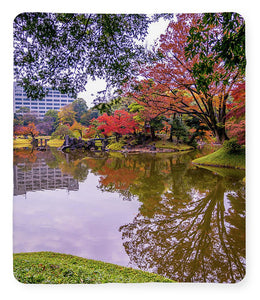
[
  {"xmin": 193, "ymin": 146, "xmax": 245, "ymax": 169},
  {"xmin": 13, "ymin": 252, "xmax": 174, "ymax": 284}
]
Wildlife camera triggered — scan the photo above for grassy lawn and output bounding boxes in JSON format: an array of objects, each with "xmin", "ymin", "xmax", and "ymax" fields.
[
  {"xmin": 149, "ymin": 140, "xmax": 194, "ymax": 151},
  {"xmin": 13, "ymin": 252, "xmax": 174, "ymax": 284},
  {"xmin": 13, "ymin": 137, "xmax": 32, "ymax": 148},
  {"xmin": 13, "ymin": 136, "xmax": 64, "ymax": 148},
  {"xmin": 192, "ymin": 146, "xmax": 245, "ymax": 169},
  {"xmin": 47, "ymin": 138, "xmax": 64, "ymax": 147}
]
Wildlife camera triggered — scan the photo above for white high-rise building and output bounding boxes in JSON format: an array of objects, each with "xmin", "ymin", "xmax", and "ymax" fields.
[{"xmin": 13, "ymin": 82, "xmax": 76, "ymax": 118}]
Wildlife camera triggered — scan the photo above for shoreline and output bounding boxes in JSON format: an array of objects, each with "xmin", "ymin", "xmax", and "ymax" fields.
[
  {"xmin": 192, "ymin": 161, "xmax": 245, "ymax": 170},
  {"xmin": 120, "ymin": 146, "xmax": 194, "ymax": 154}
]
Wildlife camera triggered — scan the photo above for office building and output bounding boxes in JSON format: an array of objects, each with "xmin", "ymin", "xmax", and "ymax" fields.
[{"xmin": 13, "ymin": 82, "xmax": 76, "ymax": 118}]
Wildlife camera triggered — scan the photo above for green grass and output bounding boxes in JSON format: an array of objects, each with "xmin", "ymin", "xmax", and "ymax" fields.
[
  {"xmin": 149, "ymin": 140, "xmax": 194, "ymax": 151},
  {"xmin": 13, "ymin": 252, "xmax": 174, "ymax": 284},
  {"xmin": 47, "ymin": 138, "xmax": 64, "ymax": 148},
  {"xmin": 13, "ymin": 136, "xmax": 64, "ymax": 148},
  {"xmin": 13, "ymin": 137, "xmax": 32, "ymax": 148},
  {"xmin": 192, "ymin": 146, "xmax": 245, "ymax": 169},
  {"xmin": 107, "ymin": 141, "xmax": 125, "ymax": 151}
]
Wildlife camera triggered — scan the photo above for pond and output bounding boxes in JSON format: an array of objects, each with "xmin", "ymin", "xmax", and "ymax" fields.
[{"xmin": 13, "ymin": 147, "xmax": 245, "ymax": 283}]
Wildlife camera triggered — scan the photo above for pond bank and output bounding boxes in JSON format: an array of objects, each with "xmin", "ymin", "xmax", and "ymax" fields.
[
  {"xmin": 13, "ymin": 252, "xmax": 174, "ymax": 284},
  {"xmin": 120, "ymin": 146, "xmax": 194, "ymax": 154},
  {"xmin": 119, "ymin": 141, "xmax": 194, "ymax": 153},
  {"xmin": 192, "ymin": 147, "xmax": 245, "ymax": 169}
]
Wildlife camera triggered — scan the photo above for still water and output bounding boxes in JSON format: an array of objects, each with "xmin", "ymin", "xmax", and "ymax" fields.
[{"xmin": 13, "ymin": 147, "xmax": 245, "ymax": 283}]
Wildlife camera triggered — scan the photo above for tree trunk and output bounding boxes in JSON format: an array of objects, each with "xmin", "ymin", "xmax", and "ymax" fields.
[
  {"xmin": 151, "ymin": 126, "xmax": 156, "ymax": 141},
  {"xmin": 215, "ymin": 126, "xmax": 229, "ymax": 144},
  {"xmin": 168, "ymin": 124, "xmax": 173, "ymax": 142},
  {"xmin": 115, "ymin": 133, "xmax": 120, "ymax": 142},
  {"xmin": 206, "ymin": 96, "xmax": 229, "ymax": 144}
]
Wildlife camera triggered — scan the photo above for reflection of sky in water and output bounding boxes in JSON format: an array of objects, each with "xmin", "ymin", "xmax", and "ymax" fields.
[
  {"xmin": 13, "ymin": 149, "xmax": 245, "ymax": 282},
  {"xmin": 13, "ymin": 173, "xmax": 141, "ymax": 267}
]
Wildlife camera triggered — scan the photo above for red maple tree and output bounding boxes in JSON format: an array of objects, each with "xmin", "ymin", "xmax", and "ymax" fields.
[
  {"xmin": 96, "ymin": 110, "xmax": 139, "ymax": 140},
  {"xmin": 124, "ymin": 14, "xmax": 244, "ymax": 143}
]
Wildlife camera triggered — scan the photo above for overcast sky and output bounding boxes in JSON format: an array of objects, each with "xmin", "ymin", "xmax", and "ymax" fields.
[{"xmin": 78, "ymin": 17, "xmax": 170, "ymax": 108}]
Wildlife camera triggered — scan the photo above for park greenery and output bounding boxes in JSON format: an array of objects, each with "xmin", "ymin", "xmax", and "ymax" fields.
[
  {"xmin": 13, "ymin": 13, "xmax": 245, "ymax": 282},
  {"xmin": 13, "ymin": 13, "xmax": 245, "ymax": 158},
  {"xmin": 13, "ymin": 252, "xmax": 173, "ymax": 283}
]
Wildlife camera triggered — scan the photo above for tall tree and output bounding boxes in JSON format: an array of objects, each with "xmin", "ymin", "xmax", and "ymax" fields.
[
  {"xmin": 80, "ymin": 108, "xmax": 99, "ymax": 126},
  {"xmin": 58, "ymin": 104, "xmax": 76, "ymax": 126},
  {"xmin": 36, "ymin": 122, "xmax": 53, "ymax": 135},
  {"xmin": 13, "ymin": 13, "xmax": 167, "ymax": 99},
  {"xmin": 185, "ymin": 12, "xmax": 245, "ymax": 83},
  {"xmin": 71, "ymin": 98, "xmax": 88, "ymax": 122},
  {"xmin": 51, "ymin": 124, "xmax": 74, "ymax": 139},
  {"xmin": 125, "ymin": 14, "xmax": 245, "ymax": 143},
  {"xmin": 43, "ymin": 109, "xmax": 59, "ymax": 132}
]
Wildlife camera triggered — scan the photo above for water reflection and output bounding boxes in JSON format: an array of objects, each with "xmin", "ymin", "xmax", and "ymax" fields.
[
  {"xmin": 13, "ymin": 148, "xmax": 245, "ymax": 283},
  {"xmin": 13, "ymin": 149, "xmax": 79, "ymax": 195},
  {"xmin": 120, "ymin": 177, "xmax": 245, "ymax": 283}
]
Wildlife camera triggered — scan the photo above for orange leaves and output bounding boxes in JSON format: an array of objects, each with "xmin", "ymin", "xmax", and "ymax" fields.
[
  {"xmin": 203, "ymin": 130, "xmax": 216, "ymax": 144},
  {"xmin": 225, "ymin": 81, "xmax": 245, "ymax": 144},
  {"xmin": 14, "ymin": 122, "xmax": 39, "ymax": 138},
  {"xmin": 227, "ymin": 82, "xmax": 245, "ymax": 112},
  {"xmin": 69, "ymin": 120, "xmax": 86, "ymax": 138},
  {"xmin": 13, "ymin": 148, "xmax": 38, "ymax": 164},
  {"xmin": 189, "ymin": 128, "xmax": 197, "ymax": 134},
  {"xmin": 99, "ymin": 166, "xmax": 137, "ymax": 190}
]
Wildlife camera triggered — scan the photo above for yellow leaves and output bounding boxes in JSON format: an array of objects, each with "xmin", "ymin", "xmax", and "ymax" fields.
[
  {"xmin": 212, "ymin": 95, "xmax": 222, "ymax": 108},
  {"xmin": 58, "ymin": 104, "xmax": 76, "ymax": 126},
  {"xmin": 70, "ymin": 120, "xmax": 85, "ymax": 132}
]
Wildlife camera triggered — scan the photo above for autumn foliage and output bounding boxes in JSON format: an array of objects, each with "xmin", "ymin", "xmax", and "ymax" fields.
[
  {"xmin": 124, "ymin": 14, "xmax": 245, "ymax": 143},
  {"xmin": 14, "ymin": 122, "xmax": 39, "ymax": 138},
  {"xmin": 96, "ymin": 110, "xmax": 139, "ymax": 138},
  {"xmin": 69, "ymin": 120, "xmax": 86, "ymax": 138},
  {"xmin": 226, "ymin": 82, "xmax": 245, "ymax": 144},
  {"xmin": 13, "ymin": 14, "xmax": 245, "ymax": 147}
]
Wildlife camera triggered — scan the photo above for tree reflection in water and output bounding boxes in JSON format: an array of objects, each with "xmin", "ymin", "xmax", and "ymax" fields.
[
  {"xmin": 78, "ymin": 151, "xmax": 245, "ymax": 283},
  {"xmin": 14, "ymin": 149, "xmax": 245, "ymax": 282},
  {"xmin": 59, "ymin": 150, "xmax": 245, "ymax": 282},
  {"xmin": 119, "ymin": 170, "xmax": 245, "ymax": 283}
]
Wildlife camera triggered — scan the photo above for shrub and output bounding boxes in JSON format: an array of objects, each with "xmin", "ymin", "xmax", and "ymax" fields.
[
  {"xmin": 51, "ymin": 124, "xmax": 74, "ymax": 139},
  {"xmin": 223, "ymin": 138, "xmax": 242, "ymax": 154},
  {"xmin": 107, "ymin": 142, "xmax": 124, "ymax": 151}
]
